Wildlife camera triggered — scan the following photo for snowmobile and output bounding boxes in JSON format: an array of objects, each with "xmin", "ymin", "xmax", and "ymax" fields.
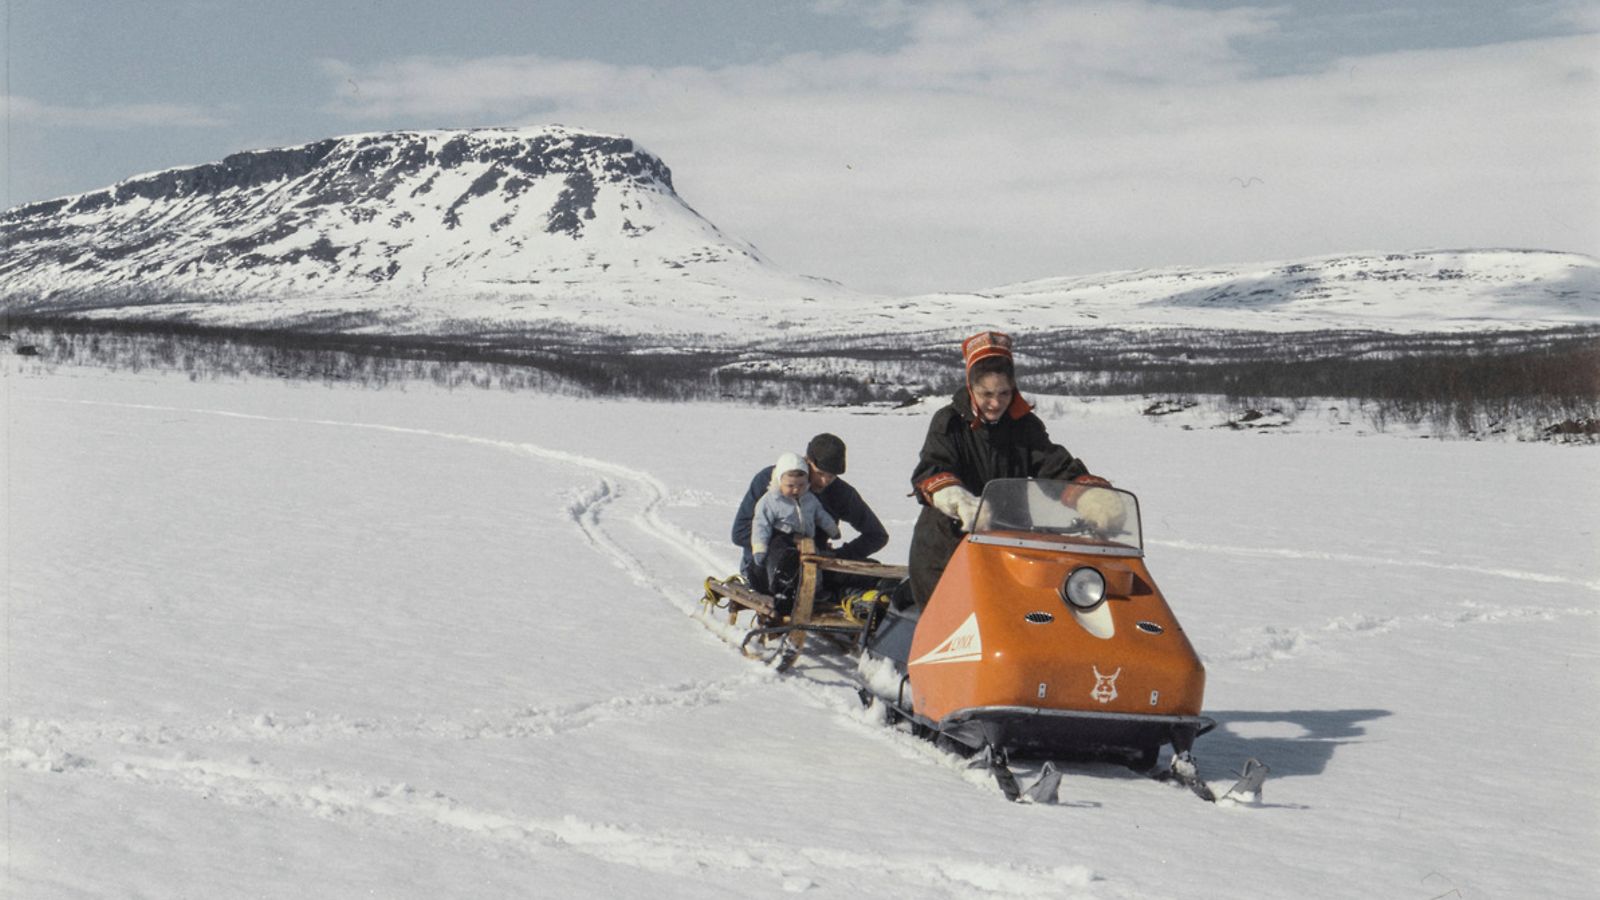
[{"xmin": 701, "ymin": 477, "xmax": 1265, "ymax": 803}]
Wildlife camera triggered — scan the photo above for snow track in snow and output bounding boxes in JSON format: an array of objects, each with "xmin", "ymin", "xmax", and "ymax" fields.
[
  {"xmin": 52, "ymin": 397, "xmax": 733, "ymax": 606},
  {"xmin": 2, "ymin": 674, "xmax": 759, "ymax": 752},
  {"xmin": 1150, "ymin": 537, "xmax": 1600, "ymax": 593},
  {"xmin": 1213, "ymin": 600, "xmax": 1599, "ymax": 669},
  {"xmin": 8, "ymin": 741, "xmax": 1091, "ymax": 896}
]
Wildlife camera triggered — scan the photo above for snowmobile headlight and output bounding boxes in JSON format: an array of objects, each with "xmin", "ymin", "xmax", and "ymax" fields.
[{"xmin": 1060, "ymin": 566, "xmax": 1108, "ymax": 612}]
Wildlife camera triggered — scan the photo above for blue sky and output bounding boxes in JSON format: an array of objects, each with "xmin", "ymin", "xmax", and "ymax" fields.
[{"xmin": 4, "ymin": 0, "xmax": 1596, "ymax": 293}]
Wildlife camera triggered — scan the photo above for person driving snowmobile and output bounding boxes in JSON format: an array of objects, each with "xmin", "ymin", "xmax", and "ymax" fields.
[{"xmin": 908, "ymin": 330, "xmax": 1111, "ymax": 606}]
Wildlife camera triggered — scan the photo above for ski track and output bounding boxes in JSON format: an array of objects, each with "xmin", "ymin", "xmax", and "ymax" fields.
[
  {"xmin": 49, "ymin": 397, "xmax": 734, "ymax": 584},
  {"xmin": 1156, "ymin": 537, "xmax": 1600, "ymax": 670},
  {"xmin": 1213, "ymin": 602, "xmax": 1600, "ymax": 669},
  {"xmin": 3, "ymin": 674, "xmax": 758, "ymax": 751},
  {"xmin": 1150, "ymin": 538, "xmax": 1600, "ymax": 594},
  {"xmin": 7, "ymin": 742, "xmax": 1091, "ymax": 897}
]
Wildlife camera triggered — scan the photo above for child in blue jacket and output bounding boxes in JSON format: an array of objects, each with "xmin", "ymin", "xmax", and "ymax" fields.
[{"xmin": 751, "ymin": 451, "xmax": 841, "ymax": 613}]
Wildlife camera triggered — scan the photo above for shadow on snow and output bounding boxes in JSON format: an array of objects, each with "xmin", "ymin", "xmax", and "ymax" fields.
[{"xmin": 1201, "ymin": 708, "xmax": 1392, "ymax": 779}]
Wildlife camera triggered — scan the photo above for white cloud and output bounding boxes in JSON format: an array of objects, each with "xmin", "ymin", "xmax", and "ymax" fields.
[
  {"xmin": 7, "ymin": 96, "xmax": 228, "ymax": 129},
  {"xmin": 1553, "ymin": 0, "xmax": 1600, "ymax": 31},
  {"xmin": 318, "ymin": 0, "xmax": 1599, "ymax": 293},
  {"xmin": 322, "ymin": 2, "xmax": 1278, "ymax": 118}
]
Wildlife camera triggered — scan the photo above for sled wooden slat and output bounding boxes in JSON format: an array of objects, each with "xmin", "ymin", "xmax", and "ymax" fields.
[
  {"xmin": 789, "ymin": 538, "xmax": 820, "ymax": 652},
  {"xmin": 705, "ymin": 579, "xmax": 777, "ymax": 617},
  {"xmin": 708, "ymin": 544, "xmax": 905, "ymax": 663},
  {"xmin": 798, "ymin": 556, "xmax": 909, "ymax": 580}
]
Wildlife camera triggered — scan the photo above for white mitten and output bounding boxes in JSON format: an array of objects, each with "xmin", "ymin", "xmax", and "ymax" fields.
[
  {"xmin": 1075, "ymin": 487, "xmax": 1127, "ymax": 533},
  {"xmin": 931, "ymin": 484, "xmax": 981, "ymax": 532}
]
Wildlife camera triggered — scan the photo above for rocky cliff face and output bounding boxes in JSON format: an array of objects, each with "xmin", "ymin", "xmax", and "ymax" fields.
[{"xmin": 0, "ymin": 126, "xmax": 851, "ymax": 337}]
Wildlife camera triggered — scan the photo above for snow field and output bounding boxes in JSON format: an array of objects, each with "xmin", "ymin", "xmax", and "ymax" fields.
[{"xmin": 3, "ymin": 363, "xmax": 1597, "ymax": 898}]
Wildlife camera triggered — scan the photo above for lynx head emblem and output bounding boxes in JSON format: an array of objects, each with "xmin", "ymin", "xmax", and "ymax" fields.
[{"xmin": 1090, "ymin": 666, "xmax": 1122, "ymax": 704}]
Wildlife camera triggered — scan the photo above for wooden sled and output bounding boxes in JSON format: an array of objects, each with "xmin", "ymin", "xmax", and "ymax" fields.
[{"xmin": 702, "ymin": 537, "xmax": 908, "ymax": 669}]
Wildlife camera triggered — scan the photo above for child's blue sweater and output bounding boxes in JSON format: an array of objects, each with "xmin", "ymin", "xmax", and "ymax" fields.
[{"xmin": 751, "ymin": 491, "xmax": 840, "ymax": 560}]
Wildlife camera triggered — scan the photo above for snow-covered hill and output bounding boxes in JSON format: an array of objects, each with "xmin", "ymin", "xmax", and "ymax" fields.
[
  {"xmin": 915, "ymin": 249, "xmax": 1600, "ymax": 334},
  {"xmin": 0, "ymin": 126, "xmax": 858, "ymax": 336},
  {"xmin": 2, "ymin": 125, "xmax": 1597, "ymax": 339}
]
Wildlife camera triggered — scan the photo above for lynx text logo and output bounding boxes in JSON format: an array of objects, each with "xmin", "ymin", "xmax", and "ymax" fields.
[{"xmin": 909, "ymin": 613, "xmax": 983, "ymax": 666}]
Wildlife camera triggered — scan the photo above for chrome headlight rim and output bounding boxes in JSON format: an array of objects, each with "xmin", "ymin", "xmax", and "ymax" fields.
[{"xmin": 1060, "ymin": 565, "xmax": 1108, "ymax": 612}]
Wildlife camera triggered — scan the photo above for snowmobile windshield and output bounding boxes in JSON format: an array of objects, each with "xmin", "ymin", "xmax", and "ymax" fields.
[{"xmin": 970, "ymin": 478, "xmax": 1143, "ymax": 557}]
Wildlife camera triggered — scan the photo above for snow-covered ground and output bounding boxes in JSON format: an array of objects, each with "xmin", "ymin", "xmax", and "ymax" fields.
[{"xmin": 4, "ymin": 362, "xmax": 1598, "ymax": 899}]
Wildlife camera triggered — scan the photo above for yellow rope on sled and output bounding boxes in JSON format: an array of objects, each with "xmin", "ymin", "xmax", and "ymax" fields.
[
  {"xmin": 703, "ymin": 574, "xmax": 749, "ymax": 626},
  {"xmin": 838, "ymin": 588, "xmax": 884, "ymax": 625}
]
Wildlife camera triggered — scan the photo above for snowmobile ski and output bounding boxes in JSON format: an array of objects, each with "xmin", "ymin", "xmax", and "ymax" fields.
[
  {"xmin": 1218, "ymin": 758, "xmax": 1269, "ymax": 804},
  {"xmin": 1157, "ymin": 753, "xmax": 1270, "ymax": 804},
  {"xmin": 970, "ymin": 747, "xmax": 1061, "ymax": 804},
  {"xmin": 972, "ymin": 746, "xmax": 1023, "ymax": 802},
  {"xmin": 1021, "ymin": 761, "xmax": 1063, "ymax": 804}
]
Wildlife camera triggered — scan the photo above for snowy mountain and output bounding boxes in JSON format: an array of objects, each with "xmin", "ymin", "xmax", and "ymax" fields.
[
  {"xmin": 916, "ymin": 248, "xmax": 1600, "ymax": 335},
  {"xmin": 0, "ymin": 126, "xmax": 859, "ymax": 336},
  {"xmin": 2, "ymin": 125, "xmax": 1597, "ymax": 340}
]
